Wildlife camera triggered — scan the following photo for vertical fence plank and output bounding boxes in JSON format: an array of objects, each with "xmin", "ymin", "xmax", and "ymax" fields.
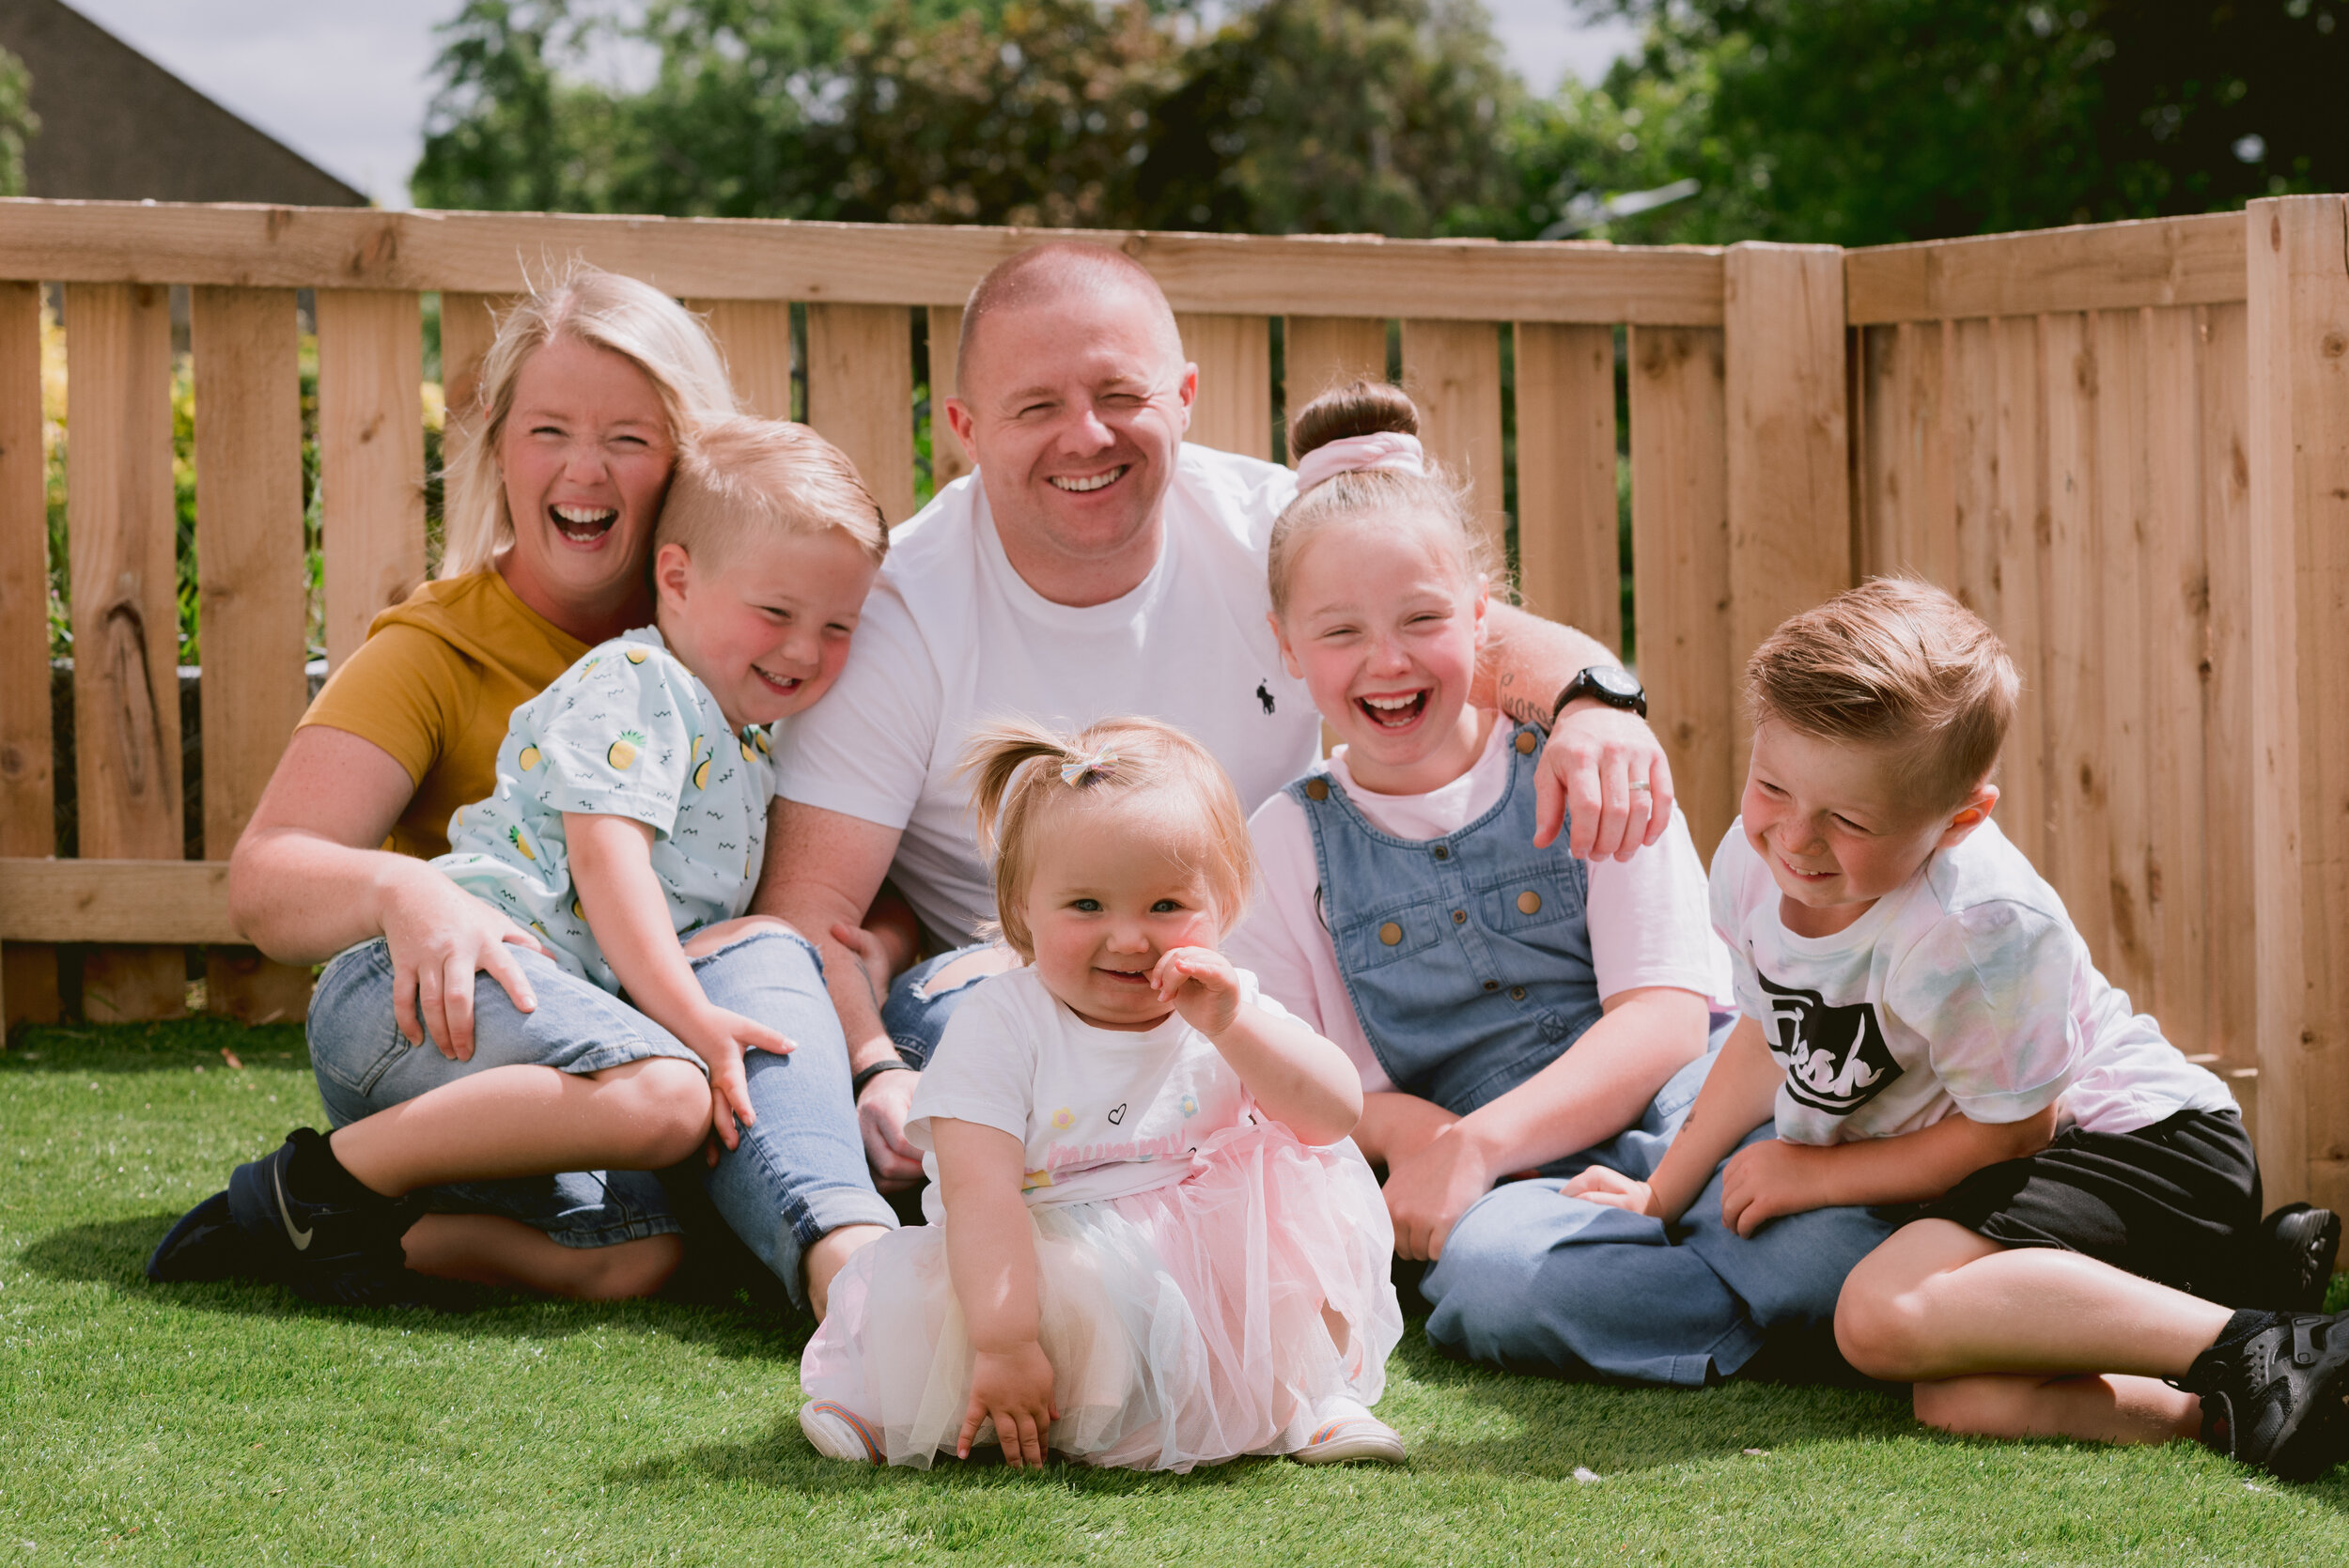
[
  {"xmin": 1856, "ymin": 324, "xmax": 1902, "ymax": 577},
  {"xmin": 2248, "ymin": 195, "xmax": 2349, "ymax": 1211},
  {"xmin": 926, "ymin": 305, "xmax": 972, "ymax": 491},
  {"xmin": 65, "ymin": 282, "xmax": 184, "ymax": 1020},
  {"xmin": 1628, "ymin": 325, "xmax": 1734, "ymax": 858},
  {"xmin": 191, "ymin": 287, "xmax": 312, "ymax": 1024},
  {"xmin": 691, "ymin": 299, "xmax": 794, "ymax": 422},
  {"xmin": 1991, "ymin": 315, "xmax": 2051, "ymax": 868},
  {"xmin": 1174, "ymin": 312, "xmax": 1272, "ymax": 461},
  {"xmin": 316, "ymin": 290, "xmax": 426, "ymax": 670},
  {"xmin": 1283, "ymin": 317, "xmax": 1390, "ymax": 422},
  {"xmin": 1513, "ymin": 322, "xmax": 1620, "ymax": 653},
  {"xmin": 0, "ymin": 281, "xmax": 54, "ymax": 1028},
  {"xmin": 1400, "ymin": 319, "xmax": 1506, "ymax": 559},
  {"xmin": 2200, "ymin": 302, "xmax": 2255, "ymax": 1068},
  {"xmin": 805, "ymin": 303, "xmax": 915, "ymax": 527},
  {"xmin": 1947, "ymin": 318, "xmax": 1999, "ymax": 623},
  {"xmin": 1724, "ymin": 244, "xmax": 1851, "ymax": 776},
  {"xmin": 2092, "ymin": 309, "xmax": 2155, "ymax": 1004},
  {"xmin": 2039, "ymin": 311, "xmax": 2113, "ymax": 966},
  {"xmin": 438, "ymin": 290, "xmax": 514, "ymax": 474}
]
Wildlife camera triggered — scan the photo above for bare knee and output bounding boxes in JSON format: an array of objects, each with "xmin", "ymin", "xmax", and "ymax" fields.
[
  {"xmin": 682, "ymin": 915, "xmax": 800, "ymax": 957},
  {"xmin": 1834, "ymin": 1273, "xmax": 1936, "ymax": 1381},
  {"xmin": 563, "ymin": 1234, "xmax": 685, "ymax": 1301},
  {"xmin": 926, "ymin": 944, "xmax": 1018, "ymax": 992},
  {"xmin": 599, "ymin": 1057, "xmax": 711, "ymax": 1168}
]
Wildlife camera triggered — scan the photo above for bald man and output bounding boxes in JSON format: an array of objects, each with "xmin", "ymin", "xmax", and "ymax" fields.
[{"xmin": 755, "ymin": 243, "xmax": 1675, "ymax": 1188}]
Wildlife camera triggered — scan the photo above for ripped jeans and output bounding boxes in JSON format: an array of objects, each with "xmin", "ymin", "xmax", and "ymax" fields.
[{"xmin": 879, "ymin": 941, "xmax": 1011, "ymax": 1067}]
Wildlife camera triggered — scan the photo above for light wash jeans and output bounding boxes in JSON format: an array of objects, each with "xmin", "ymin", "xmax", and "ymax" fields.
[
  {"xmin": 878, "ymin": 941, "xmax": 1004, "ymax": 1067},
  {"xmin": 306, "ymin": 928, "xmax": 895, "ymax": 1304}
]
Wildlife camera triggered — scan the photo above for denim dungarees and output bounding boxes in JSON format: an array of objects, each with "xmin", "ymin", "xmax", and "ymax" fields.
[{"xmin": 1290, "ymin": 722, "xmax": 1605, "ymax": 1117}]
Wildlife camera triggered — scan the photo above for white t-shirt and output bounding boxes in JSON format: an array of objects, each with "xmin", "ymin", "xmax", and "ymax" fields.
[
  {"xmin": 906, "ymin": 964, "xmax": 1269, "ymax": 1219},
  {"xmin": 773, "ymin": 445, "xmax": 1317, "ymax": 946},
  {"xmin": 1227, "ymin": 716, "xmax": 1735, "ymax": 1093},
  {"xmin": 1710, "ymin": 818, "xmax": 2234, "ymax": 1144}
]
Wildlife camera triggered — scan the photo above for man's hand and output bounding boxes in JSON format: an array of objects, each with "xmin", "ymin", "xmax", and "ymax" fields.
[
  {"xmin": 857, "ymin": 1064, "xmax": 926, "ymax": 1191},
  {"xmin": 1562, "ymin": 1164, "xmax": 1663, "ymax": 1219},
  {"xmin": 676, "ymin": 1005, "xmax": 794, "ymax": 1150},
  {"xmin": 1537, "ymin": 699, "xmax": 1674, "ymax": 862},
  {"xmin": 1719, "ymin": 1137, "xmax": 1836, "ymax": 1237},
  {"xmin": 1381, "ymin": 1126, "xmax": 1499, "ymax": 1261}
]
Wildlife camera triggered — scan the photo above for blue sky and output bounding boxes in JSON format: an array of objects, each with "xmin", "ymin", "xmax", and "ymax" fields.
[{"xmin": 63, "ymin": 0, "xmax": 1637, "ymax": 208}]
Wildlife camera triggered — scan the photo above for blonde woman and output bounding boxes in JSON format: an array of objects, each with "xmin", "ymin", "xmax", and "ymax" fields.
[{"xmin": 148, "ymin": 268, "xmax": 894, "ymax": 1312}]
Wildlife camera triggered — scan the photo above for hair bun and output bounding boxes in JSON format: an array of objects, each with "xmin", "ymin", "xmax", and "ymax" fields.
[{"xmin": 1288, "ymin": 380, "xmax": 1420, "ymax": 461}]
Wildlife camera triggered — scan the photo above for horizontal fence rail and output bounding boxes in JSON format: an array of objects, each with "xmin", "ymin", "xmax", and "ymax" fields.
[{"xmin": 0, "ymin": 196, "xmax": 2341, "ymax": 1209}]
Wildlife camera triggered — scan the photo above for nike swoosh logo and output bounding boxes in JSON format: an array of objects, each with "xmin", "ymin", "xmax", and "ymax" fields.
[{"xmin": 272, "ymin": 1164, "xmax": 314, "ymax": 1251}]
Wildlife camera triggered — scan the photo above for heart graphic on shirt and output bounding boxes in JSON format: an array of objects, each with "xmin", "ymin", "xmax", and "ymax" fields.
[{"xmin": 1106, "ymin": 1103, "xmax": 1128, "ymax": 1126}]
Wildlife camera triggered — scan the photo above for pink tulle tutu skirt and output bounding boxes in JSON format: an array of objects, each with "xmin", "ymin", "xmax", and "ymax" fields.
[{"xmin": 800, "ymin": 1118, "xmax": 1401, "ymax": 1471}]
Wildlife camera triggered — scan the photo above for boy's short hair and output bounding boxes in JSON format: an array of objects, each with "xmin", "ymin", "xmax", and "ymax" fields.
[
  {"xmin": 1746, "ymin": 578, "xmax": 2018, "ymax": 809},
  {"xmin": 656, "ymin": 414, "xmax": 889, "ymax": 567}
]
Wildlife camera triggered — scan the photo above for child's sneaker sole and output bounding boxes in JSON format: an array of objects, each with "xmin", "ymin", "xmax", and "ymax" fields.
[
  {"xmin": 1294, "ymin": 1416, "xmax": 1406, "ymax": 1465},
  {"xmin": 2262, "ymin": 1204, "xmax": 2342, "ymax": 1313},
  {"xmin": 800, "ymin": 1401, "xmax": 883, "ymax": 1463}
]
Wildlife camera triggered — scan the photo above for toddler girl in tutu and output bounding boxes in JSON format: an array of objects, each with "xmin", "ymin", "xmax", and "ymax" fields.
[{"xmin": 798, "ymin": 716, "xmax": 1404, "ymax": 1471}]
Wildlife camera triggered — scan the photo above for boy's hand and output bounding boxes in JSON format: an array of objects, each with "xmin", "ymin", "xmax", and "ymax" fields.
[
  {"xmin": 961, "ymin": 1343, "xmax": 1058, "ymax": 1468},
  {"xmin": 1149, "ymin": 946, "xmax": 1243, "ymax": 1038},
  {"xmin": 1719, "ymin": 1138, "xmax": 1834, "ymax": 1237},
  {"xmin": 676, "ymin": 1005, "xmax": 794, "ymax": 1151},
  {"xmin": 1562, "ymin": 1165, "xmax": 1663, "ymax": 1219}
]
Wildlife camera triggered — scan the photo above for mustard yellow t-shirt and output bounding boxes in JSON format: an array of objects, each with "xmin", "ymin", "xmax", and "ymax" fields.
[{"xmin": 299, "ymin": 571, "xmax": 590, "ymax": 860}]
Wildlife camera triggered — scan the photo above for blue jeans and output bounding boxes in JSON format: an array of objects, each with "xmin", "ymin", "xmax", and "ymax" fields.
[
  {"xmin": 1421, "ymin": 1052, "xmax": 1903, "ymax": 1386},
  {"xmin": 307, "ymin": 929, "xmax": 895, "ymax": 1303},
  {"xmin": 879, "ymin": 941, "xmax": 1004, "ymax": 1067}
]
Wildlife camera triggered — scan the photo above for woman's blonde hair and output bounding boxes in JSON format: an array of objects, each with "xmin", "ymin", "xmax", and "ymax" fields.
[
  {"xmin": 959, "ymin": 717, "xmax": 1255, "ymax": 963},
  {"xmin": 440, "ymin": 263, "xmax": 739, "ymax": 578},
  {"xmin": 1267, "ymin": 380, "xmax": 1502, "ymax": 619}
]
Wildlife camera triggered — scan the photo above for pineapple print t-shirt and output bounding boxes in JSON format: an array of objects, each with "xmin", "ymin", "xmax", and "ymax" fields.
[{"xmin": 429, "ymin": 625, "xmax": 776, "ymax": 992}]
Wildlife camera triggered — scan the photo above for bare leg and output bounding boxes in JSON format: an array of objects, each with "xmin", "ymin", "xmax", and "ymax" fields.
[
  {"xmin": 330, "ymin": 1056, "xmax": 711, "ymax": 1197},
  {"xmin": 403, "ymin": 1213, "xmax": 684, "ymax": 1299},
  {"xmin": 1837, "ymin": 1219, "xmax": 2233, "ymax": 1445},
  {"xmin": 803, "ymin": 1223, "xmax": 888, "ymax": 1321},
  {"xmin": 1353, "ymin": 1092, "xmax": 1456, "ymax": 1172}
]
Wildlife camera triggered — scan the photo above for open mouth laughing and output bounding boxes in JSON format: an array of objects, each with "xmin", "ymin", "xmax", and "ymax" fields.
[
  {"xmin": 552, "ymin": 503, "xmax": 619, "ymax": 544},
  {"xmin": 1356, "ymin": 691, "xmax": 1429, "ymax": 729}
]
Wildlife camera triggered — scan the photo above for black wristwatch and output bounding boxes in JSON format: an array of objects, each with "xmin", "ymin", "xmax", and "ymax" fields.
[{"xmin": 1550, "ymin": 664, "xmax": 1647, "ymax": 722}]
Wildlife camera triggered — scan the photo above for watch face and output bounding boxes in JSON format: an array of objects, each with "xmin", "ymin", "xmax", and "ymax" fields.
[{"xmin": 1586, "ymin": 666, "xmax": 1641, "ymax": 701}]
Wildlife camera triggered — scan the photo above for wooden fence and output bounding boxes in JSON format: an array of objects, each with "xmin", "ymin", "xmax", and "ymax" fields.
[{"xmin": 0, "ymin": 195, "xmax": 2342, "ymax": 1208}]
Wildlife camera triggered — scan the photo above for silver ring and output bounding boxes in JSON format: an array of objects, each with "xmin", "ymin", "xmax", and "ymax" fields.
[{"xmin": 1628, "ymin": 781, "xmax": 1653, "ymax": 792}]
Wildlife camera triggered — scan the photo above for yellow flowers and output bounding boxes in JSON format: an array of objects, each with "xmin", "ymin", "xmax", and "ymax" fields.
[{"xmin": 607, "ymin": 729, "xmax": 646, "ymax": 770}]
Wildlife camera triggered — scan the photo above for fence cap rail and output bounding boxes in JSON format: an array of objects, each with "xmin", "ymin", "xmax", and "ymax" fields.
[
  {"xmin": 0, "ymin": 198, "xmax": 1731, "ymax": 325},
  {"xmin": 1846, "ymin": 210, "xmax": 2246, "ymax": 323}
]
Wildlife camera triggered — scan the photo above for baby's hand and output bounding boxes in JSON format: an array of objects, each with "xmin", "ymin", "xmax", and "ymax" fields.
[
  {"xmin": 1562, "ymin": 1165, "xmax": 1662, "ymax": 1219},
  {"xmin": 962, "ymin": 1343, "xmax": 1059, "ymax": 1469},
  {"xmin": 1150, "ymin": 946, "xmax": 1242, "ymax": 1038},
  {"xmin": 677, "ymin": 1004, "xmax": 794, "ymax": 1152}
]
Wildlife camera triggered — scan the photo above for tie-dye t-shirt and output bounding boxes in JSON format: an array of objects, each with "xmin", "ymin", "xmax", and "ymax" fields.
[
  {"xmin": 1709, "ymin": 817, "xmax": 2233, "ymax": 1144},
  {"xmin": 430, "ymin": 625, "xmax": 775, "ymax": 992},
  {"xmin": 904, "ymin": 965, "xmax": 1274, "ymax": 1219}
]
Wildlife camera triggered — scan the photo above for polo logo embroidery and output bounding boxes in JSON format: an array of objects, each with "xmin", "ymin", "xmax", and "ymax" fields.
[
  {"xmin": 1255, "ymin": 680, "xmax": 1276, "ymax": 716},
  {"xmin": 1759, "ymin": 970, "xmax": 1902, "ymax": 1116}
]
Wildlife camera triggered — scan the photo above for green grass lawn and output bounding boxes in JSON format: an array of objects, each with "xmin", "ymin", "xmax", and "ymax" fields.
[{"xmin": 5, "ymin": 1018, "xmax": 2347, "ymax": 1566}]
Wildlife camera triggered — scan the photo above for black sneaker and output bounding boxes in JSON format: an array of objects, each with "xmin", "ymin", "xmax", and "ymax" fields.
[
  {"xmin": 2259, "ymin": 1204, "xmax": 2342, "ymax": 1312},
  {"xmin": 223, "ymin": 1128, "xmax": 428, "ymax": 1307},
  {"xmin": 2180, "ymin": 1311, "xmax": 2349, "ymax": 1482},
  {"xmin": 148, "ymin": 1190, "xmax": 265, "ymax": 1282}
]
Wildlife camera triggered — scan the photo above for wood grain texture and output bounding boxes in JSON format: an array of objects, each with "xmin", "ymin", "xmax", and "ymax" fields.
[
  {"xmin": 2199, "ymin": 302, "xmax": 2254, "ymax": 1067},
  {"xmin": 1723, "ymin": 244, "xmax": 1850, "ymax": 774},
  {"xmin": 2092, "ymin": 308, "xmax": 2154, "ymax": 1006},
  {"xmin": 1990, "ymin": 315, "xmax": 2050, "ymax": 869},
  {"xmin": 1513, "ymin": 322, "xmax": 1620, "ymax": 652},
  {"xmin": 191, "ymin": 287, "xmax": 313, "ymax": 1023},
  {"xmin": 926, "ymin": 305, "xmax": 973, "ymax": 491},
  {"xmin": 1400, "ymin": 318, "xmax": 1506, "ymax": 558},
  {"xmin": 316, "ymin": 289, "xmax": 426, "ymax": 669},
  {"xmin": 690, "ymin": 298, "xmax": 794, "ymax": 420},
  {"xmin": 0, "ymin": 281, "xmax": 55, "ymax": 1026},
  {"xmin": 436, "ymin": 290, "xmax": 515, "ymax": 475},
  {"xmin": 1847, "ymin": 212, "xmax": 2245, "ymax": 324},
  {"xmin": 1627, "ymin": 325, "xmax": 1734, "ymax": 859},
  {"xmin": 2038, "ymin": 311, "xmax": 2114, "ymax": 969},
  {"xmin": 0, "ymin": 200, "xmax": 1728, "ymax": 324},
  {"xmin": 1283, "ymin": 316, "xmax": 1390, "ymax": 436},
  {"xmin": 804, "ymin": 303, "xmax": 915, "ymax": 527},
  {"xmin": 0, "ymin": 859, "xmax": 237, "ymax": 943},
  {"xmin": 1174, "ymin": 312, "xmax": 1272, "ymax": 460}
]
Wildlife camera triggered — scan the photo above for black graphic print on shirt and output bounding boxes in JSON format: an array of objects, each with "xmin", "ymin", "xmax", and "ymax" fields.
[{"xmin": 1758, "ymin": 970, "xmax": 1903, "ymax": 1117}]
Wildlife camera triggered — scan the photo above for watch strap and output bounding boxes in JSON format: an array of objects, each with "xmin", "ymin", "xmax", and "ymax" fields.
[{"xmin": 851, "ymin": 1058, "xmax": 917, "ymax": 1099}]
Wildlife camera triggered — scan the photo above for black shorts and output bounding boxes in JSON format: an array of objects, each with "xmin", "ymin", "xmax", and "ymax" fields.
[{"xmin": 1921, "ymin": 1109, "xmax": 2261, "ymax": 1302}]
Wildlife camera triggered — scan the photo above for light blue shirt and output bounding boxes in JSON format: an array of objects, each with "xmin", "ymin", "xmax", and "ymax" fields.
[{"xmin": 432, "ymin": 626, "xmax": 775, "ymax": 991}]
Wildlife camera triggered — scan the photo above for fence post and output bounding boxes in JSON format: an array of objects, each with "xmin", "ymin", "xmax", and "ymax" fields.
[
  {"xmin": 2248, "ymin": 194, "xmax": 2349, "ymax": 1212},
  {"xmin": 1723, "ymin": 242, "xmax": 1852, "ymax": 776}
]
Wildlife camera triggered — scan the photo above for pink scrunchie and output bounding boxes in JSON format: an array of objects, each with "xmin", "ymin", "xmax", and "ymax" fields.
[{"xmin": 1293, "ymin": 431, "xmax": 1425, "ymax": 492}]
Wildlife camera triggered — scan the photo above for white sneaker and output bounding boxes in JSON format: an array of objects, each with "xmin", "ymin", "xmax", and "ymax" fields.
[
  {"xmin": 1294, "ymin": 1396, "xmax": 1406, "ymax": 1466},
  {"xmin": 799, "ymin": 1400, "xmax": 883, "ymax": 1463}
]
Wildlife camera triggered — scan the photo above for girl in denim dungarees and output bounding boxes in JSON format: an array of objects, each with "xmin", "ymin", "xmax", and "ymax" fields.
[{"xmin": 1224, "ymin": 382, "xmax": 1736, "ymax": 1327}]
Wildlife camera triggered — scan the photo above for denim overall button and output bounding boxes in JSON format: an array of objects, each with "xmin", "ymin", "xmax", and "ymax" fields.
[
  {"xmin": 1510, "ymin": 986, "xmax": 1528, "ymax": 1001},
  {"xmin": 1432, "ymin": 846, "xmax": 1450, "ymax": 860},
  {"xmin": 1517, "ymin": 890, "xmax": 1542, "ymax": 915},
  {"xmin": 1378, "ymin": 922, "xmax": 1404, "ymax": 946},
  {"xmin": 1482, "ymin": 980, "xmax": 1500, "ymax": 992},
  {"xmin": 1451, "ymin": 909, "xmax": 1467, "ymax": 924},
  {"xmin": 1304, "ymin": 778, "xmax": 1330, "ymax": 801},
  {"xmin": 1515, "ymin": 730, "xmax": 1537, "ymax": 754}
]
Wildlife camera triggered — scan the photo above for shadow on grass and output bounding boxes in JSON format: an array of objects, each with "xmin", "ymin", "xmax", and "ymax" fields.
[
  {"xmin": 18, "ymin": 1213, "xmax": 817, "ymax": 1365},
  {"xmin": 3, "ymin": 1018, "xmax": 309, "ymax": 1073}
]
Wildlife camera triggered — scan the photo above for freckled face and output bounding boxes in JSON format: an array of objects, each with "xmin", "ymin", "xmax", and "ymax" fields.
[{"xmin": 1020, "ymin": 800, "xmax": 1222, "ymax": 1032}]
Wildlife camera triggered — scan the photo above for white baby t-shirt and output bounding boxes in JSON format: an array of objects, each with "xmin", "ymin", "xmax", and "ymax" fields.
[
  {"xmin": 905, "ymin": 964, "xmax": 1271, "ymax": 1220},
  {"xmin": 1229, "ymin": 714, "xmax": 1734, "ymax": 1093},
  {"xmin": 1711, "ymin": 817, "xmax": 2234, "ymax": 1144}
]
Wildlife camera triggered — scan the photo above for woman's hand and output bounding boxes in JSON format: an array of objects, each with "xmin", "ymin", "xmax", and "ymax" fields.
[
  {"xmin": 1150, "ymin": 945, "xmax": 1243, "ymax": 1037},
  {"xmin": 960, "ymin": 1343, "xmax": 1059, "ymax": 1468},
  {"xmin": 378, "ymin": 862, "xmax": 552, "ymax": 1062},
  {"xmin": 1562, "ymin": 1164, "xmax": 1663, "ymax": 1219},
  {"xmin": 1381, "ymin": 1125, "xmax": 1501, "ymax": 1261},
  {"xmin": 674, "ymin": 1004, "xmax": 794, "ymax": 1150}
]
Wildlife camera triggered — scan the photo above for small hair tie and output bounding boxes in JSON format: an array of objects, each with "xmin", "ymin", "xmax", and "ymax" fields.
[
  {"xmin": 1060, "ymin": 749, "xmax": 1119, "ymax": 786},
  {"xmin": 1294, "ymin": 431, "xmax": 1425, "ymax": 493}
]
